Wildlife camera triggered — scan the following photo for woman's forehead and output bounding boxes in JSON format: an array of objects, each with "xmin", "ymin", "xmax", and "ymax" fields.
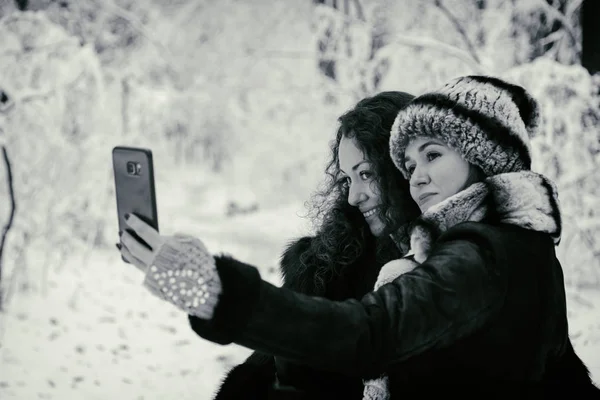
[{"xmin": 339, "ymin": 136, "xmax": 365, "ymax": 159}]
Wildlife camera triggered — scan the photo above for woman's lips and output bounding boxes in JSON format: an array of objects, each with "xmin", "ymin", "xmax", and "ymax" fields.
[{"xmin": 418, "ymin": 192, "xmax": 436, "ymax": 205}]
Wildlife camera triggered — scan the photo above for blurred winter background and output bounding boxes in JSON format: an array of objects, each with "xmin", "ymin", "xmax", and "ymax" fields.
[{"xmin": 0, "ymin": 0, "xmax": 598, "ymax": 398}]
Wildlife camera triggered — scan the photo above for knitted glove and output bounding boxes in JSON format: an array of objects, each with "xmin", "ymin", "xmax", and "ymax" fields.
[{"xmin": 143, "ymin": 234, "xmax": 222, "ymax": 320}]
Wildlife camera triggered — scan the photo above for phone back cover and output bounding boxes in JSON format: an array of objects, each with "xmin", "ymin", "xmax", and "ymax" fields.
[{"xmin": 112, "ymin": 147, "xmax": 159, "ymax": 235}]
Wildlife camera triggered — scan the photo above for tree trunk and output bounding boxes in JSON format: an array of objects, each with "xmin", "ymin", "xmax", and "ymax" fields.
[
  {"xmin": 0, "ymin": 146, "xmax": 16, "ymax": 311},
  {"xmin": 581, "ymin": 0, "xmax": 600, "ymax": 75}
]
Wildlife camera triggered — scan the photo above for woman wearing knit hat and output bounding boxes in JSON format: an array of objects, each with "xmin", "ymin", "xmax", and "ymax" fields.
[{"xmin": 118, "ymin": 76, "xmax": 600, "ymax": 398}]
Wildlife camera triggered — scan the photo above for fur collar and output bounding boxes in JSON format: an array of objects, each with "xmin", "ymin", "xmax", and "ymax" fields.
[{"xmin": 410, "ymin": 170, "xmax": 561, "ymax": 263}]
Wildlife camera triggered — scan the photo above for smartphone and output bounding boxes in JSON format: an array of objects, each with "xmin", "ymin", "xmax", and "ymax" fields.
[{"xmin": 112, "ymin": 146, "xmax": 159, "ymax": 261}]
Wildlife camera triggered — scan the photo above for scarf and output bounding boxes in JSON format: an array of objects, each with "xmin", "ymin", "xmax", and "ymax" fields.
[{"xmin": 362, "ymin": 170, "xmax": 562, "ymax": 399}]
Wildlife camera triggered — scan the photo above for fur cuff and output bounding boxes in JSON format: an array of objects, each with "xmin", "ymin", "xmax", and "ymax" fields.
[
  {"xmin": 363, "ymin": 375, "xmax": 390, "ymax": 400},
  {"xmin": 189, "ymin": 254, "xmax": 263, "ymax": 345},
  {"xmin": 374, "ymin": 257, "xmax": 419, "ymax": 289}
]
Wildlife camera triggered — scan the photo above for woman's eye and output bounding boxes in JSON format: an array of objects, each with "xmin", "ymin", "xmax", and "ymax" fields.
[
  {"xmin": 359, "ymin": 171, "xmax": 373, "ymax": 180},
  {"xmin": 338, "ymin": 176, "xmax": 350, "ymax": 188},
  {"xmin": 406, "ymin": 165, "xmax": 415, "ymax": 176},
  {"xmin": 426, "ymin": 151, "xmax": 441, "ymax": 162}
]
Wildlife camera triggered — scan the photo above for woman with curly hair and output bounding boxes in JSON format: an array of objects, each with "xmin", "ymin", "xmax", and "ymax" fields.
[
  {"xmin": 221, "ymin": 91, "xmax": 419, "ymax": 399},
  {"xmin": 124, "ymin": 91, "xmax": 420, "ymax": 399},
  {"xmin": 287, "ymin": 90, "xmax": 421, "ymax": 297}
]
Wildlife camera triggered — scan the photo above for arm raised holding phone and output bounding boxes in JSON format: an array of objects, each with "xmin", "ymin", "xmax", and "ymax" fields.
[
  {"xmin": 115, "ymin": 91, "xmax": 425, "ymax": 399},
  {"xmin": 113, "ymin": 145, "xmax": 221, "ymax": 319}
]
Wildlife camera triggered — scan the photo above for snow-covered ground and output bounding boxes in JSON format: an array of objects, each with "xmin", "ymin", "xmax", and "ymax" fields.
[
  {"xmin": 0, "ymin": 198, "xmax": 307, "ymax": 400},
  {"xmin": 1, "ymin": 199, "xmax": 599, "ymax": 400}
]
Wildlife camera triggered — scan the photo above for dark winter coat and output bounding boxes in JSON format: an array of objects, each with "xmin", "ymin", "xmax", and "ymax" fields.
[
  {"xmin": 212, "ymin": 234, "xmax": 399, "ymax": 399},
  {"xmin": 191, "ymin": 221, "xmax": 599, "ymax": 399}
]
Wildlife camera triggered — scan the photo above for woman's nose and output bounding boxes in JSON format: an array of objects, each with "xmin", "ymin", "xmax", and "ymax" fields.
[
  {"xmin": 410, "ymin": 165, "xmax": 430, "ymax": 187},
  {"xmin": 348, "ymin": 182, "xmax": 368, "ymax": 206}
]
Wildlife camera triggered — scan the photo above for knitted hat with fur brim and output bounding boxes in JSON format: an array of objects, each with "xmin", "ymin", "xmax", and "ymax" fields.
[{"xmin": 390, "ymin": 75, "xmax": 540, "ymax": 178}]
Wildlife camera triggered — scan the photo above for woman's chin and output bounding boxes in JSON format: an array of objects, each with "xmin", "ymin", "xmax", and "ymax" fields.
[
  {"xmin": 418, "ymin": 197, "xmax": 439, "ymax": 213},
  {"xmin": 368, "ymin": 219, "xmax": 385, "ymax": 237}
]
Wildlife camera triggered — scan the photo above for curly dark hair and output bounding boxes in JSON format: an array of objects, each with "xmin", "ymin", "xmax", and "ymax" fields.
[{"xmin": 304, "ymin": 91, "xmax": 421, "ymax": 293}]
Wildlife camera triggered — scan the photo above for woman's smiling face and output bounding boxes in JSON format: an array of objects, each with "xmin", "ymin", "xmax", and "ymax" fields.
[{"xmin": 338, "ymin": 135, "xmax": 385, "ymax": 236}]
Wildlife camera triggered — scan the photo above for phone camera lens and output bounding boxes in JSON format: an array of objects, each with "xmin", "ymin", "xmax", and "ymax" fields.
[{"xmin": 126, "ymin": 162, "xmax": 135, "ymax": 175}]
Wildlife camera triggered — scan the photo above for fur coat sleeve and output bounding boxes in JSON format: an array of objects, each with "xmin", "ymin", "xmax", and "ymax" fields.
[
  {"xmin": 190, "ymin": 222, "xmax": 514, "ymax": 377},
  {"xmin": 211, "ymin": 235, "xmax": 377, "ymax": 399},
  {"xmin": 212, "ymin": 236, "xmax": 319, "ymax": 399}
]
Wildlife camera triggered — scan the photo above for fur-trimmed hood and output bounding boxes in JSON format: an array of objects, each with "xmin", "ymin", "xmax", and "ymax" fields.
[{"xmin": 411, "ymin": 170, "xmax": 561, "ymax": 263}]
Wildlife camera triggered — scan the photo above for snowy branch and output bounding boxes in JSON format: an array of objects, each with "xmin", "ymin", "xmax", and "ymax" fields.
[
  {"xmin": 167, "ymin": 1, "xmax": 210, "ymax": 40},
  {"xmin": 565, "ymin": 0, "xmax": 584, "ymax": 19},
  {"xmin": 538, "ymin": 30, "xmax": 565, "ymax": 47},
  {"xmin": 533, "ymin": 0, "xmax": 582, "ymax": 53},
  {"xmin": 433, "ymin": 0, "xmax": 481, "ymax": 65},
  {"xmin": 243, "ymin": 49, "xmax": 316, "ymax": 59},
  {"xmin": 17, "ymin": 87, "xmax": 58, "ymax": 103},
  {"xmin": 392, "ymin": 34, "xmax": 488, "ymax": 74},
  {"xmin": 314, "ymin": 3, "xmax": 487, "ymax": 73},
  {"xmin": 0, "ymin": 39, "xmax": 77, "ymax": 59},
  {"xmin": 17, "ymin": 71, "xmax": 87, "ymax": 103},
  {"xmin": 88, "ymin": 0, "xmax": 181, "ymax": 79}
]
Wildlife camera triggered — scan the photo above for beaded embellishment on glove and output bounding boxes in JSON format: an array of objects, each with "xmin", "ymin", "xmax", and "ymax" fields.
[
  {"xmin": 149, "ymin": 265, "xmax": 213, "ymax": 310},
  {"xmin": 143, "ymin": 235, "xmax": 222, "ymax": 320}
]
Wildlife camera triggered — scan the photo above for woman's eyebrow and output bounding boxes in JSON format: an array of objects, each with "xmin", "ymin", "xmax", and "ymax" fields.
[
  {"xmin": 417, "ymin": 140, "xmax": 440, "ymax": 152},
  {"xmin": 340, "ymin": 160, "xmax": 368, "ymax": 174},
  {"xmin": 351, "ymin": 160, "xmax": 368, "ymax": 171},
  {"xmin": 405, "ymin": 141, "xmax": 442, "ymax": 164}
]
